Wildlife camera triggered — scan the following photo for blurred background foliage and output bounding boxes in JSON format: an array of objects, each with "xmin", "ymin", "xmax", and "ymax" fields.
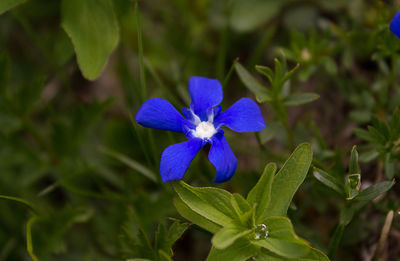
[{"xmin": 0, "ymin": 0, "xmax": 399, "ymax": 260}]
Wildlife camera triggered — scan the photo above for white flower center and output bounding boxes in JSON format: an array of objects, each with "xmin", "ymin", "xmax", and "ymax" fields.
[{"xmin": 193, "ymin": 121, "xmax": 217, "ymax": 140}]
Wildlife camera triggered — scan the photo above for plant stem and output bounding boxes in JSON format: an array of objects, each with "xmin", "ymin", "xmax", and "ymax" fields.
[{"xmin": 328, "ymin": 223, "xmax": 345, "ymax": 260}]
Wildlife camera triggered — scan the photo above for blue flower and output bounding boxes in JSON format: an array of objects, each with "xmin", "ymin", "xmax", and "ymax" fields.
[
  {"xmin": 135, "ymin": 76, "xmax": 266, "ymax": 183},
  {"xmin": 390, "ymin": 12, "xmax": 400, "ymax": 39}
]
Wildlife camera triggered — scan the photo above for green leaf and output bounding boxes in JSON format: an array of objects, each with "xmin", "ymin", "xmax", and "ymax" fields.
[
  {"xmin": 254, "ymin": 247, "xmax": 329, "ymax": 261},
  {"xmin": 173, "ymin": 197, "xmax": 221, "ymax": 233},
  {"xmin": 354, "ymin": 180, "xmax": 395, "ymax": 201},
  {"xmin": 234, "ymin": 62, "xmax": 271, "ymax": 102},
  {"xmin": 255, "ymin": 65, "xmax": 273, "ymax": 83},
  {"xmin": 61, "ymin": 0, "xmax": 119, "ymax": 80},
  {"xmin": 251, "ymin": 217, "xmax": 310, "ymax": 259},
  {"xmin": 349, "ymin": 146, "xmax": 360, "ymax": 174},
  {"xmin": 313, "ymin": 167, "xmax": 344, "ymax": 195},
  {"xmin": 154, "ymin": 220, "xmax": 189, "ymax": 256},
  {"xmin": 247, "ymin": 163, "xmax": 277, "ymax": 223},
  {"xmin": 99, "ymin": 146, "xmax": 157, "ymax": 182},
  {"xmin": 265, "ymin": 143, "xmax": 313, "ymax": 217},
  {"xmin": 173, "ymin": 181, "xmax": 236, "ymax": 226},
  {"xmin": 212, "ymin": 223, "xmax": 252, "ymax": 249},
  {"xmin": 231, "ymin": 193, "xmax": 252, "ymax": 218},
  {"xmin": 283, "ymin": 93, "xmax": 320, "ymax": 106},
  {"xmin": 207, "ymin": 238, "xmax": 258, "ymax": 261},
  {"xmin": 0, "ymin": 0, "xmax": 26, "ymax": 15}
]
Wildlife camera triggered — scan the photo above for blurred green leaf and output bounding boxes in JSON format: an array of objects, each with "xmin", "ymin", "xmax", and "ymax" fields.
[
  {"xmin": 99, "ymin": 146, "xmax": 157, "ymax": 182},
  {"xmin": 0, "ymin": 0, "xmax": 26, "ymax": 15},
  {"xmin": 283, "ymin": 93, "xmax": 319, "ymax": 106},
  {"xmin": 234, "ymin": 62, "xmax": 271, "ymax": 102},
  {"xmin": 61, "ymin": 0, "xmax": 119, "ymax": 80}
]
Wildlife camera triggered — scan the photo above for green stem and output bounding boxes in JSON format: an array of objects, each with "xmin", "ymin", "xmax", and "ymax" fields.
[{"xmin": 328, "ymin": 223, "xmax": 345, "ymax": 260}]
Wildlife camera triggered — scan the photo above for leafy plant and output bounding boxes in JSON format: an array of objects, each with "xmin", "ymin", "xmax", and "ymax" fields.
[{"xmin": 173, "ymin": 144, "xmax": 329, "ymax": 260}]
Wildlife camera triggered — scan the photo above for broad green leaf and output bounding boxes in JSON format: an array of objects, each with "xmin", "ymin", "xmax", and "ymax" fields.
[
  {"xmin": 283, "ymin": 93, "xmax": 320, "ymax": 106},
  {"xmin": 234, "ymin": 62, "xmax": 271, "ymax": 102},
  {"xmin": 354, "ymin": 180, "xmax": 395, "ymax": 201},
  {"xmin": 247, "ymin": 163, "xmax": 277, "ymax": 223},
  {"xmin": 313, "ymin": 168, "xmax": 344, "ymax": 195},
  {"xmin": 99, "ymin": 146, "xmax": 157, "ymax": 182},
  {"xmin": 173, "ymin": 181, "xmax": 236, "ymax": 226},
  {"xmin": 251, "ymin": 217, "xmax": 310, "ymax": 259},
  {"xmin": 173, "ymin": 197, "xmax": 221, "ymax": 233},
  {"xmin": 0, "ymin": 0, "xmax": 26, "ymax": 15},
  {"xmin": 229, "ymin": 0, "xmax": 284, "ymax": 32},
  {"xmin": 349, "ymin": 146, "xmax": 360, "ymax": 174},
  {"xmin": 212, "ymin": 223, "xmax": 252, "ymax": 249},
  {"xmin": 265, "ymin": 144, "xmax": 313, "ymax": 217},
  {"xmin": 61, "ymin": 0, "xmax": 119, "ymax": 80},
  {"xmin": 254, "ymin": 247, "xmax": 329, "ymax": 261},
  {"xmin": 207, "ymin": 238, "xmax": 258, "ymax": 261}
]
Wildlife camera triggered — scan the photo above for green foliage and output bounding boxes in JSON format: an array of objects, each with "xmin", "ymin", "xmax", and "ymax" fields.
[
  {"xmin": 174, "ymin": 144, "xmax": 327, "ymax": 260},
  {"xmin": 0, "ymin": 0, "xmax": 26, "ymax": 15},
  {"xmin": 61, "ymin": 0, "xmax": 119, "ymax": 80},
  {"xmin": 0, "ymin": 1, "xmax": 399, "ymax": 260}
]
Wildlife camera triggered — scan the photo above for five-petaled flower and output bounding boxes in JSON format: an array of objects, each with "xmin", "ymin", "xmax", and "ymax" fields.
[
  {"xmin": 135, "ymin": 77, "xmax": 266, "ymax": 183},
  {"xmin": 390, "ymin": 11, "xmax": 400, "ymax": 39}
]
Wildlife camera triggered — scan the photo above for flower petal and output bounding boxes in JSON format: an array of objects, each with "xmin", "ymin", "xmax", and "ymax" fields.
[
  {"xmin": 189, "ymin": 76, "xmax": 223, "ymax": 121},
  {"xmin": 208, "ymin": 132, "xmax": 238, "ymax": 183},
  {"xmin": 135, "ymin": 98, "xmax": 194, "ymax": 132},
  {"xmin": 214, "ymin": 98, "xmax": 266, "ymax": 132},
  {"xmin": 390, "ymin": 12, "xmax": 400, "ymax": 39},
  {"xmin": 160, "ymin": 138, "xmax": 204, "ymax": 182}
]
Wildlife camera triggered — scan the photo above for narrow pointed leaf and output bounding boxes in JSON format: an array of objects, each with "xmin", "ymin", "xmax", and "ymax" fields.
[
  {"xmin": 354, "ymin": 180, "xmax": 395, "ymax": 201},
  {"xmin": 313, "ymin": 167, "xmax": 344, "ymax": 195},
  {"xmin": 349, "ymin": 146, "xmax": 360, "ymax": 174},
  {"xmin": 265, "ymin": 143, "xmax": 313, "ymax": 217},
  {"xmin": 247, "ymin": 163, "xmax": 276, "ymax": 223},
  {"xmin": 234, "ymin": 62, "xmax": 271, "ymax": 102},
  {"xmin": 283, "ymin": 93, "xmax": 319, "ymax": 106}
]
